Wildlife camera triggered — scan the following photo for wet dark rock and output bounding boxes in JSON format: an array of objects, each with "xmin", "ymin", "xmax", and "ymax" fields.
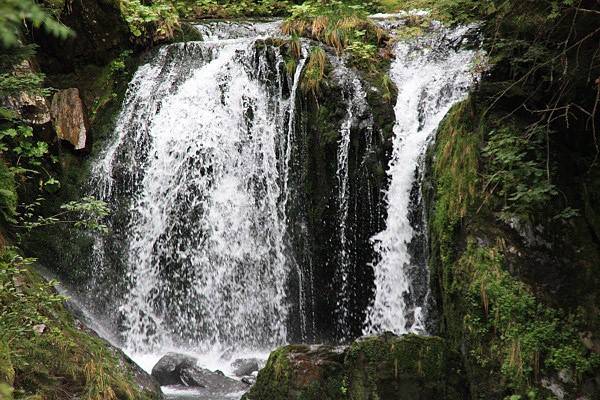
[
  {"xmin": 151, "ymin": 353, "xmax": 246, "ymax": 392},
  {"xmin": 151, "ymin": 353, "xmax": 198, "ymax": 386},
  {"xmin": 33, "ymin": 0, "xmax": 132, "ymax": 73},
  {"xmin": 241, "ymin": 376, "xmax": 256, "ymax": 386},
  {"xmin": 231, "ymin": 358, "xmax": 260, "ymax": 377},
  {"xmin": 180, "ymin": 366, "xmax": 246, "ymax": 392}
]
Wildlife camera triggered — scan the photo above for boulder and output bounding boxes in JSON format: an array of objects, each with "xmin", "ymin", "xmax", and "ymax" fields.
[
  {"xmin": 50, "ymin": 88, "xmax": 88, "ymax": 150},
  {"xmin": 151, "ymin": 352, "xmax": 197, "ymax": 386},
  {"xmin": 243, "ymin": 333, "xmax": 469, "ymax": 400},
  {"xmin": 151, "ymin": 353, "xmax": 246, "ymax": 392},
  {"xmin": 180, "ymin": 366, "xmax": 246, "ymax": 392},
  {"xmin": 242, "ymin": 343, "xmax": 346, "ymax": 400},
  {"xmin": 231, "ymin": 358, "xmax": 260, "ymax": 377}
]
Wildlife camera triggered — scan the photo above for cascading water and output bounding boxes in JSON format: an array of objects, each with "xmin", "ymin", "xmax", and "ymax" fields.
[
  {"xmin": 364, "ymin": 23, "xmax": 480, "ymax": 335},
  {"xmin": 79, "ymin": 16, "xmax": 482, "ymax": 391},
  {"xmin": 90, "ymin": 21, "xmax": 304, "ymax": 358}
]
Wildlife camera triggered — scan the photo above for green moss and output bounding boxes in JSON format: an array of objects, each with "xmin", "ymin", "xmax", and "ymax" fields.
[
  {"xmin": 455, "ymin": 241, "xmax": 600, "ymax": 392},
  {"xmin": 427, "ymin": 96, "xmax": 600, "ymax": 398},
  {"xmin": 0, "ymin": 340, "xmax": 14, "ymax": 387},
  {"xmin": 0, "ymin": 248, "xmax": 159, "ymax": 399},
  {"xmin": 0, "ymin": 160, "xmax": 17, "ymax": 226},
  {"xmin": 344, "ymin": 334, "xmax": 465, "ymax": 400},
  {"xmin": 242, "ymin": 346, "xmax": 293, "ymax": 400}
]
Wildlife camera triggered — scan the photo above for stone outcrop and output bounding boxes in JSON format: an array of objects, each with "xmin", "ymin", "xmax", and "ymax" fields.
[
  {"xmin": 50, "ymin": 88, "xmax": 88, "ymax": 150},
  {"xmin": 243, "ymin": 333, "xmax": 468, "ymax": 400}
]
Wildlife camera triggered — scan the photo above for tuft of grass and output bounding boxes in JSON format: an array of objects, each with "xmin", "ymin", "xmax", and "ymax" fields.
[
  {"xmin": 282, "ymin": 1, "xmax": 388, "ymax": 56},
  {"xmin": 301, "ymin": 47, "xmax": 327, "ymax": 95}
]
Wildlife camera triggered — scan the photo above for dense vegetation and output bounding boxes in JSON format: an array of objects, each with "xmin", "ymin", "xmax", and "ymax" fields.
[
  {"xmin": 0, "ymin": 0, "xmax": 599, "ymax": 398},
  {"xmin": 421, "ymin": 0, "xmax": 600, "ymax": 398}
]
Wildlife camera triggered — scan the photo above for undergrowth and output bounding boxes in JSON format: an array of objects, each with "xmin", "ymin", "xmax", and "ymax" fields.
[
  {"xmin": 458, "ymin": 241, "xmax": 600, "ymax": 393},
  {"xmin": 0, "ymin": 248, "xmax": 156, "ymax": 400}
]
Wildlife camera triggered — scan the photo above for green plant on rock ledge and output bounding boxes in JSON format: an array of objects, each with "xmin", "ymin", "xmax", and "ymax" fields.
[
  {"xmin": 282, "ymin": 1, "xmax": 387, "ymax": 57},
  {"xmin": 482, "ymin": 124, "xmax": 558, "ymax": 223},
  {"xmin": 301, "ymin": 47, "xmax": 328, "ymax": 95},
  {"xmin": 119, "ymin": 0, "xmax": 180, "ymax": 40},
  {"xmin": 430, "ymin": 98, "xmax": 600, "ymax": 398}
]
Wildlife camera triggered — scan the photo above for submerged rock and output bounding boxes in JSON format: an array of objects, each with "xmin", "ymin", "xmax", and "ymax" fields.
[
  {"xmin": 243, "ymin": 333, "xmax": 468, "ymax": 400},
  {"xmin": 231, "ymin": 358, "xmax": 260, "ymax": 377},
  {"xmin": 151, "ymin": 353, "xmax": 246, "ymax": 392},
  {"xmin": 50, "ymin": 88, "xmax": 88, "ymax": 150}
]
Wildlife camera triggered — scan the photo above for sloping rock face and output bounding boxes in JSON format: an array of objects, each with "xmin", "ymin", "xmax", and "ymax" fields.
[
  {"xmin": 50, "ymin": 88, "xmax": 88, "ymax": 150},
  {"xmin": 243, "ymin": 334, "xmax": 468, "ymax": 400}
]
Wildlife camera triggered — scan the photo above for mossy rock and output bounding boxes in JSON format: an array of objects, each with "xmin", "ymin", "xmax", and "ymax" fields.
[
  {"xmin": 244, "ymin": 334, "xmax": 468, "ymax": 400},
  {"xmin": 243, "ymin": 344, "xmax": 346, "ymax": 400},
  {"xmin": 344, "ymin": 334, "xmax": 467, "ymax": 400}
]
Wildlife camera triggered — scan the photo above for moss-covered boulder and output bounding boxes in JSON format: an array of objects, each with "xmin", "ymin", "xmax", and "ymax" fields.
[
  {"xmin": 244, "ymin": 344, "xmax": 346, "ymax": 400},
  {"xmin": 243, "ymin": 334, "xmax": 468, "ymax": 400}
]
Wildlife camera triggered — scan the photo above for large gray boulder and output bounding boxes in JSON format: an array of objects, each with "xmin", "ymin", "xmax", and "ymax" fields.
[{"xmin": 151, "ymin": 353, "xmax": 197, "ymax": 386}]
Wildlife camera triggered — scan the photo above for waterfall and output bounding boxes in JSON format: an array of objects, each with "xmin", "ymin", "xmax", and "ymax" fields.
[
  {"xmin": 83, "ymin": 17, "xmax": 482, "ymax": 367},
  {"xmin": 90, "ymin": 21, "xmax": 303, "ymax": 355},
  {"xmin": 364, "ymin": 24, "xmax": 480, "ymax": 335}
]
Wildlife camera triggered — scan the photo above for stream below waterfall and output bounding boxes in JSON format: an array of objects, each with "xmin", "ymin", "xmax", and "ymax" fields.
[{"xmin": 73, "ymin": 16, "xmax": 479, "ymax": 399}]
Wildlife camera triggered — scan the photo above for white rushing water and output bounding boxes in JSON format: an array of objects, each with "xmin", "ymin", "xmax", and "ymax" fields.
[
  {"xmin": 364, "ymin": 25, "xmax": 480, "ymax": 335},
  {"xmin": 91, "ymin": 22, "xmax": 303, "ymax": 362}
]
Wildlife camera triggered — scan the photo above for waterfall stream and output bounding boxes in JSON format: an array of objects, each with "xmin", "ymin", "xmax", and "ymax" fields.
[
  {"xmin": 81, "ymin": 17, "xmax": 480, "ymax": 396},
  {"xmin": 91, "ymin": 22, "xmax": 298, "ymax": 358},
  {"xmin": 364, "ymin": 24, "xmax": 479, "ymax": 335}
]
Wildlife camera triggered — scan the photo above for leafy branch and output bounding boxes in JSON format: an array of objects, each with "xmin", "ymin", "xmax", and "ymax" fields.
[{"xmin": 16, "ymin": 196, "xmax": 110, "ymax": 234}]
